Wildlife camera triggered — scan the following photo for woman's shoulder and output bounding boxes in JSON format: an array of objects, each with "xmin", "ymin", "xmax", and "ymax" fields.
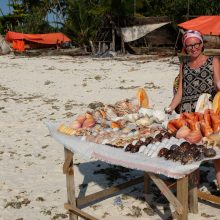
[
  {"xmin": 212, "ymin": 56, "xmax": 220, "ymax": 68},
  {"xmin": 213, "ymin": 56, "xmax": 220, "ymax": 62}
]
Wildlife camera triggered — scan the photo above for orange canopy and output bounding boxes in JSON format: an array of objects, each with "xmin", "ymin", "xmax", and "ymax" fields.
[
  {"xmin": 178, "ymin": 16, "xmax": 220, "ymax": 36},
  {"xmin": 6, "ymin": 31, "xmax": 71, "ymax": 45}
]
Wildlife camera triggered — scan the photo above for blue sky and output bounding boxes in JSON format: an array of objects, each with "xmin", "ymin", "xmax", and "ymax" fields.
[
  {"xmin": 0, "ymin": 1, "xmax": 61, "ymax": 26},
  {"xmin": 0, "ymin": 1, "xmax": 10, "ymax": 15}
]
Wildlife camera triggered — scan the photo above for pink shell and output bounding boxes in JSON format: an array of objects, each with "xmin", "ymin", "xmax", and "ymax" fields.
[
  {"xmin": 76, "ymin": 114, "xmax": 86, "ymax": 125},
  {"xmin": 70, "ymin": 120, "xmax": 81, "ymax": 129},
  {"xmin": 82, "ymin": 118, "xmax": 96, "ymax": 128}
]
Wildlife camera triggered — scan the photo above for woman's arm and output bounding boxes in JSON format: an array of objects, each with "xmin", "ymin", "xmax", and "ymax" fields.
[
  {"xmin": 168, "ymin": 64, "xmax": 183, "ymax": 112},
  {"xmin": 213, "ymin": 56, "xmax": 220, "ymax": 90}
]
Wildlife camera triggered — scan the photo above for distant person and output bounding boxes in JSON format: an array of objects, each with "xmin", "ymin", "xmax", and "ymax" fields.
[
  {"xmin": 56, "ymin": 40, "xmax": 61, "ymax": 49},
  {"xmin": 166, "ymin": 30, "xmax": 220, "ymax": 188}
]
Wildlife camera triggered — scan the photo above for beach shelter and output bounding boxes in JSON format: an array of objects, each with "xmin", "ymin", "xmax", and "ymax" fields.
[
  {"xmin": 5, "ymin": 31, "xmax": 71, "ymax": 52},
  {"xmin": 178, "ymin": 16, "xmax": 220, "ymax": 36}
]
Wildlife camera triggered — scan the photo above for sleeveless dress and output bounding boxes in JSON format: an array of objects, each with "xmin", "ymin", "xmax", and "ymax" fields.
[{"xmin": 180, "ymin": 56, "xmax": 216, "ymax": 113}]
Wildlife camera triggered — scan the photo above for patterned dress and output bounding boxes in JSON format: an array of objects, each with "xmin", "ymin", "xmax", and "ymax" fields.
[{"xmin": 180, "ymin": 56, "xmax": 216, "ymax": 112}]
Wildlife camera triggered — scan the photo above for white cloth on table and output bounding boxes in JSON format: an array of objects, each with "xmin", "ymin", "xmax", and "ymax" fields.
[{"xmin": 46, "ymin": 122, "xmax": 220, "ymax": 179}]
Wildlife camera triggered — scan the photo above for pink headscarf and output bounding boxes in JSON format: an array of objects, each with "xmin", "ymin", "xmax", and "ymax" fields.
[{"xmin": 182, "ymin": 30, "xmax": 203, "ymax": 47}]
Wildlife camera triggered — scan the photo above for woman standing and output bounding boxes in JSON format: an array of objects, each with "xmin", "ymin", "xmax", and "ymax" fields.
[{"xmin": 167, "ymin": 30, "xmax": 220, "ymax": 188}]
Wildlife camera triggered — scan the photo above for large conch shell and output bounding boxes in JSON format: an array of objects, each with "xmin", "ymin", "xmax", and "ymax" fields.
[
  {"xmin": 176, "ymin": 125, "xmax": 191, "ymax": 139},
  {"xmin": 195, "ymin": 93, "xmax": 212, "ymax": 113},
  {"xmin": 137, "ymin": 88, "xmax": 149, "ymax": 108},
  {"xmin": 185, "ymin": 122, "xmax": 202, "ymax": 144},
  {"xmin": 114, "ymin": 100, "xmax": 133, "ymax": 116},
  {"xmin": 104, "ymin": 105, "xmax": 118, "ymax": 121},
  {"xmin": 213, "ymin": 91, "xmax": 220, "ymax": 114}
]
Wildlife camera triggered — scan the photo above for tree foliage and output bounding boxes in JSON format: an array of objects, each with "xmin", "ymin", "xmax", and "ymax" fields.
[{"xmin": 0, "ymin": 0, "xmax": 219, "ymax": 45}]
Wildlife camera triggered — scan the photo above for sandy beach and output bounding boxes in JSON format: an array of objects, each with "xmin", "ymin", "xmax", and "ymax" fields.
[{"xmin": 0, "ymin": 54, "xmax": 219, "ymax": 220}]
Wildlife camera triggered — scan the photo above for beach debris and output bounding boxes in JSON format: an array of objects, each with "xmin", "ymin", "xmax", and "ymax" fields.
[{"xmin": 113, "ymin": 196, "xmax": 123, "ymax": 206}]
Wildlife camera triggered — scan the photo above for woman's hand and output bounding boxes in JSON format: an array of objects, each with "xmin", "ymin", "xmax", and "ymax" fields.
[{"xmin": 164, "ymin": 106, "xmax": 172, "ymax": 114}]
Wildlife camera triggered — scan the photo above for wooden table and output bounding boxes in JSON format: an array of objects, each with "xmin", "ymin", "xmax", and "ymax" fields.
[{"xmin": 63, "ymin": 147, "xmax": 200, "ymax": 220}]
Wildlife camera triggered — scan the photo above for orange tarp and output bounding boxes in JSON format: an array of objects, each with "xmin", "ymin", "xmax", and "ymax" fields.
[
  {"xmin": 12, "ymin": 40, "xmax": 25, "ymax": 52},
  {"xmin": 6, "ymin": 31, "xmax": 71, "ymax": 45},
  {"xmin": 178, "ymin": 16, "xmax": 220, "ymax": 36}
]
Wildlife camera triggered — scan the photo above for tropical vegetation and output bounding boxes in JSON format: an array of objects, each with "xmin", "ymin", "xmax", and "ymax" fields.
[{"xmin": 0, "ymin": 0, "xmax": 219, "ymax": 46}]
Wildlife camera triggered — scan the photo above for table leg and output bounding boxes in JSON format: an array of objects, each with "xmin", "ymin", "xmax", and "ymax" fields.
[
  {"xmin": 189, "ymin": 170, "xmax": 198, "ymax": 213},
  {"xmin": 64, "ymin": 147, "xmax": 78, "ymax": 220},
  {"xmin": 177, "ymin": 175, "xmax": 188, "ymax": 220},
  {"xmin": 144, "ymin": 172, "xmax": 150, "ymax": 194}
]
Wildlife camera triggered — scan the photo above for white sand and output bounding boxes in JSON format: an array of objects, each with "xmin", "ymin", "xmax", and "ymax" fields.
[{"xmin": 0, "ymin": 54, "xmax": 219, "ymax": 220}]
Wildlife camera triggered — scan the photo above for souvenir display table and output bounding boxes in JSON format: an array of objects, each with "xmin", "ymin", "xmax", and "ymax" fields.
[{"xmin": 47, "ymin": 122, "xmax": 220, "ymax": 220}]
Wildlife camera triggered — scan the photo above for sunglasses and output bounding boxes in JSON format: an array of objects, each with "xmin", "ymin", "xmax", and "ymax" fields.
[{"xmin": 185, "ymin": 42, "xmax": 202, "ymax": 50}]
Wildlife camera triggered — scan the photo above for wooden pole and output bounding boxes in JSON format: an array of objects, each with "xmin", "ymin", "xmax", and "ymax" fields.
[
  {"xmin": 188, "ymin": 170, "xmax": 198, "ymax": 213},
  {"xmin": 64, "ymin": 148, "xmax": 78, "ymax": 220},
  {"xmin": 121, "ymin": 30, "xmax": 125, "ymax": 54},
  {"xmin": 177, "ymin": 176, "xmax": 188, "ymax": 220},
  {"xmin": 64, "ymin": 203, "xmax": 98, "ymax": 220},
  {"xmin": 148, "ymin": 173, "xmax": 183, "ymax": 215},
  {"xmin": 98, "ymin": 42, "xmax": 101, "ymax": 53},
  {"xmin": 89, "ymin": 40, "xmax": 95, "ymax": 55},
  {"xmin": 144, "ymin": 172, "xmax": 150, "ymax": 194},
  {"xmin": 112, "ymin": 28, "xmax": 115, "ymax": 52}
]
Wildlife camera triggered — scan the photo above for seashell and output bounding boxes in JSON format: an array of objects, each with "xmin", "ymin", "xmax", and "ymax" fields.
[
  {"xmin": 212, "ymin": 91, "xmax": 220, "ymax": 114},
  {"xmin": 176, "ymin": 125, "xmax": 191, "ymax": 139},
  {"xmin": 152, "ymin": 110, "xmax": 166, "ymax": 123},
  {"xmin": 76, "ymin": 114, "xmax": 86, "ymax": 125},
  {"xmin": 114, "ymin": 100, "xmax": 131, "ymax": 116},
  {"xmin": 167, "ymin": 119, "xmax": 188, "ymax": 134},
  {"xmin": 122, "ymin": 127, "xmax": 131, "ymax": 134},
  {"xmin": 104, "ymin": 105, "xmax": 118, "ymax": 120},
  {"xmin": 138, "ymin": 108, "xmax": 153, "ymax": 117},
  {"xmin": 200, "ymin": 121, "xmax": 213, "ymax": 137},
  {"xmin": 58, "ymin": 124, "xmax": 75, "ymax": 135},
  {"xmin": 93, "ymin": 110, "xmax": 103, "ymax": 122},
  {"xmin": 203, "ymin": 148, "xmax": 216, "ymax": 157},
  {"xmin": 137, "ymin": 88, "xmax": 149, "ymax": 108},
  {"xmin": 85, "ymin": 112, "xmax": 93, "ymax": 119},
  {"xmin": 82, "ymin": 118, "xmax": 96, "ymax": 128},
  {"xmin": 58, "ymin": 124, "xmax": 66, "ymax": 132},
  {"xmin": 111, "ymin": 121, "xmax": 121, "ymax": 129},
  {"xmin": 195, "ymin": 93, "xmax": 212, "ymax": 113},
  {"xmin": 185, "ymin": 129, "xmax": 202, "ymax": 144},
  {"xmin": 124, "ymin": 113, "xmax": 139, "ymax": 122},
  {"xmin": 70, "ymin": 120, "xmax": 82, "ymax": 129},
  {"xmin": 136, "ymin": 116, "xmax": 154, "ymax": 126}
]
